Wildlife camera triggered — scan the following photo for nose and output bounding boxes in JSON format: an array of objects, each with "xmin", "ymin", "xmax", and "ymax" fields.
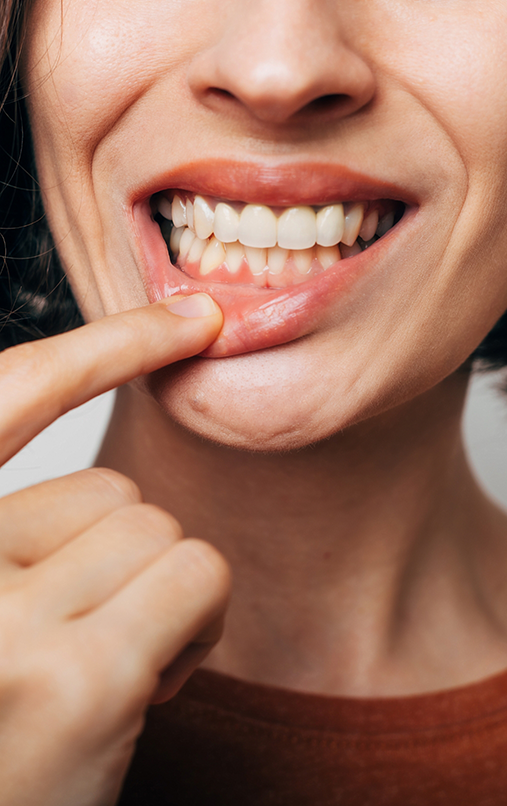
[{"xmin": 188, "ymin": 0, "xmax": 375, "ymax": 126}]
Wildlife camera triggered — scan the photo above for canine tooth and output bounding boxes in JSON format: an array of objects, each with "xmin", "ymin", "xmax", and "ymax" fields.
[
  {"xmin": 359, "ymin": 209, "xmax": 379, "ymax": 242},
  {"xmin": 267, "ymin": 246, "xmax": 288, "ymax": 275},
  {"xmin": 200, "ymin": 237, "xmax": 226, "ymax": 275},
  {"xmin": 316, "ymin": 244, "xmax": 340, "ymax": 269},
  {"xmin": 186, "ymin": 199, "xmax": 194, "ymax": 231},
  {"xmin": 341, "ymin": 241, "xmax": 362, "ymax": 258},
  {"xmin": 376, "ymin": 211, "xmax": 395, "ymax": 238},
  {"xmin": 316, "ymin": 204, "xmax": 344, "ymax": 247},
  {"xmin": 293, "ymin": 248, "xmax": 314, "ymax": 275},
  {"xmin": 187, "ymin": 235, "xmax": 206, "ymax": 264},
  {"xmin": 158, "ymin": 196, "xmax": 173, "ymax": 221},
  {"xmin": 277, "ymin": 206, "xmax": 317, "ymax": 250},
  {"xmin": 245, "ymin": 246, "xmax": 267, "ymax": 275},
  {"xmin": 342, "ymin": 204, "xmax": 364, "ymax": 247},
  {"xmin": 179, "ymin": 227, "xmax": 195, "ymax": 258},
  {"xmin": 214, "ymin": 202, "xmax": 240, "ymax": 243},
  {"xmin": 169, "ymin": 225, "xmax": 185, "ymax": 254},
  {"xmin": 194, "ymin": 195, "xmax": 215, "ymax": 240},
  {"xmin": 225, "ymin": 242, "xmax": 245, "ymax": 274},
  {"xmin": 171, "ymin": 195, "xmax": 187, "ymax": 227},
  {"xmin": 238, "ymin": 204, "xmax": 277, "ymax": 248}
]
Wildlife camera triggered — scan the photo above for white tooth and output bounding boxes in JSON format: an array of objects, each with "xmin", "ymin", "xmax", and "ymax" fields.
[
  {"xmin": 187, "ymin": 236, "xmax": 206, "ymax": 264},
  {"xmin": 193, "ymin": 195, "xmax": 215, "ymax": 240},
  {"xmin": 277, "ymin": 206, "xmax": 317, "ymax": 250},
  {"xmin": 159, "ymin": 195, "xmax": 173, "ymax": 221},
  {"xmin": 238, "ymin": 204, "xmax": 277, "ymax": 248},
  {"xmin": 267, "ymin": 246, "xmax": 288, "ymax": 275},
  {"xmin": 293, "ymin": 248, "xmax": 314, "ymax": 275},
  {"xmin": 316, "ymin": 204, "xmax": 344, "ymax": 247},
  {"xmin": 376, "ymin": 211, "xmax": 395, "ymax": 238},
  {"xmin": 169, "ymin": 225, "xmax": 185, "ymax": 254},
  {"xmin": 179, "ymin": 227, "xmax": 195, "ymax": 258},
  {"xmin": 213, "ymin": 202, "xmax": 240, "ymax": 243},
  {"xmin": 316, "ymin": 244, "xmax": 340, "ymax": 269},
  {"xmin": 171, "ymin": 195, "xmax": 187, "ymax": 227},
  {"xmin": 245, "ymin": 246, "xmax": 267, "ymax": 275},
  {"xmin": 341, "ymin": 241, "xmax": 362, "ymax": 258},
  {"xmin": 359, "ymin": 209, "xmax": 379, "ymax": 242},
  {"xmin": 342, "ymin": 204, "xmax": 364, "ymax": 247},
  {"xmin": 186, "ymin": 199, "xmax": 194, "ymax": 231},
  {"xmin": 200, "ymin": 237, "xmax": 226, "ymax": 275},
  {"xmin": 225, "ymin": 242, "xmax": 245, "ymax": 274}
]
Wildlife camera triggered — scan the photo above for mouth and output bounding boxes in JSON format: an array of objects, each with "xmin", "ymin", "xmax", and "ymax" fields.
[{"xmin": 132, "ymin": 161, "xmax": 413, "ymax": 358}]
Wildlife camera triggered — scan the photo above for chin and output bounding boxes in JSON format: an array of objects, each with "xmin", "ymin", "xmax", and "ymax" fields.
[{"xmin": 140, "ymin": 338, "xmax": 369, "ymax": 453}]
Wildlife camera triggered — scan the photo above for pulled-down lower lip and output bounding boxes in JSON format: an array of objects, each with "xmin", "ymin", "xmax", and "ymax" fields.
[{"xmin": 131, "ymin": 162, "xmax": 415, "ymax": 358}]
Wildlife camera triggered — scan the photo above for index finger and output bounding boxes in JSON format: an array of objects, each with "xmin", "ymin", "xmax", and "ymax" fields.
[{"xmin": 0, "ymin": 294, "xmax": 222, "ymax": 465}]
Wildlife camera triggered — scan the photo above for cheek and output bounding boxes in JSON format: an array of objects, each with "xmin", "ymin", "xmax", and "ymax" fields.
[{"xmin": 371, "ymin": 2, "xmax": 507, "ymax": 170}]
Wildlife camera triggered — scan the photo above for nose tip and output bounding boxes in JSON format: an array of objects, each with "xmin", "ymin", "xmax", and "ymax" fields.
[{"xmin": 188, "ymin": 2, "xmax": 376, "ymax": 126}]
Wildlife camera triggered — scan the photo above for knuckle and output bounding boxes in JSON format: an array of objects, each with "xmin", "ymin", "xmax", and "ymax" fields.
[
  {"xmin": 118, "ymin": 503, "xmax": 184, "ymax": 543},
  {"xmin": 176, "ymin": 539, "xmax": 231, "ymax": 603},
  {"xmin": 85, "ymin": 467, "xmax": 143, "ymax": 505}
]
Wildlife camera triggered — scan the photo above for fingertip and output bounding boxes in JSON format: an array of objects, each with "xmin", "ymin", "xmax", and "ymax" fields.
[{"xmin": 162, "ymin": 293, "xmax": 222, "ymax": 320}]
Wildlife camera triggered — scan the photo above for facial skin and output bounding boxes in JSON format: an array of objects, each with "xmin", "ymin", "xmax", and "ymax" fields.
[{"xmin": 21, "ymin": 0, "xmax": 507, "ymax": 452}]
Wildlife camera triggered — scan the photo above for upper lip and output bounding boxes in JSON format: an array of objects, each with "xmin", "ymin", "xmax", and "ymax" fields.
[{"xmin": 130, "ymin": 158, "xmax": 418, "ymax": 209}]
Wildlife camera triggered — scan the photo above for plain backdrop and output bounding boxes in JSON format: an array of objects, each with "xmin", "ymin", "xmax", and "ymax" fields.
[{"xmin": 1, "ymin": 372, "xmax": 507, "ymax": 507}]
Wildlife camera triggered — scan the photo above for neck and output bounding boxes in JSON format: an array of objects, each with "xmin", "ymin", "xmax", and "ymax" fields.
[{"xmin": 97, "ymin": 371, "xmax": 507, "ymax": 697}]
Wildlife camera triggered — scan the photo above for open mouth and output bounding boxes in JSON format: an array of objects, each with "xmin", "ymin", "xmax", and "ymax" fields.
[{"xmin": 152, "ymin": 191, "xmax": 405, "ymax": 289}]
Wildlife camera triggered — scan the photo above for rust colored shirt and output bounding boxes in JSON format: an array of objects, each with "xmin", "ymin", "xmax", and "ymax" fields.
[{"xmin": 118, "ymin": 667, "xmax": 507, "ymax": 805}]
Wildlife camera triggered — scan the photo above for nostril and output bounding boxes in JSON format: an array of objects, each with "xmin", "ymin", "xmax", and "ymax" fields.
[{"xmin": 307, "ymin": 94, "xmax": 350, "ymax": 114}]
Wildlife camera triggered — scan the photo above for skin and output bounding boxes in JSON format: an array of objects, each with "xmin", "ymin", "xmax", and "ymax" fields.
[{"xmin": 7, "ymin": 0, "xmax": 507, "ymax": 800}]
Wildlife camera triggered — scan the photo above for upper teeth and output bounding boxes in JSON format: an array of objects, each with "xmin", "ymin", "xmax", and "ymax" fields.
[{"xmin": 158, "ymin": 193, "xmax": 367, "ymax": 253}]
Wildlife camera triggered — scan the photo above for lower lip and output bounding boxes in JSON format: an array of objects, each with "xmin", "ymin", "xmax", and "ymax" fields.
[{"xmin": 133, "ymin": 201, "xmax": 398, "ymax": 358}]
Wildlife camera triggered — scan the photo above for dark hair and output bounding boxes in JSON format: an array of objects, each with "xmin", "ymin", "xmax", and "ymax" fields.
[
  {"xmin": 0, "ymin": 0, "xmax": 83, "ymax": 350},
  {"xmin": 1, "ymin": 0, "xmax": 506, "ymax": 367}
]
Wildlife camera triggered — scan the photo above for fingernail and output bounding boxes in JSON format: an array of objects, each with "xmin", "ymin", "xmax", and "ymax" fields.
[{"xmin": 165, "ymin": 293, "xmax": 218, "ymax": 318}]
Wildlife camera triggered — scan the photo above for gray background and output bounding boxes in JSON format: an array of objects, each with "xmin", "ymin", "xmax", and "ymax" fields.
[{"xmin": 1, "ymin": 374, "xmax": 507, "ymax": 507}]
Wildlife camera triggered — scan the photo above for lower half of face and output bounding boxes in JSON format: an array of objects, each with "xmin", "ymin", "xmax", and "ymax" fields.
[{"xmin": 22, "ymin": 0, "xmax": 507, "ymax": 451}]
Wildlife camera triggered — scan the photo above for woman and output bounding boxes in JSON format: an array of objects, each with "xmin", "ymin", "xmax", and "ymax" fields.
[{"xmin": 3, "ymin": 0, "xmax": 507, "ymax": 803}]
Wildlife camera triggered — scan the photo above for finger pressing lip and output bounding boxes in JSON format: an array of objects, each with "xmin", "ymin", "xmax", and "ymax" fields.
[{"xmin": 0, "ymin": 296, "xmax": 223, "ymax": 465}]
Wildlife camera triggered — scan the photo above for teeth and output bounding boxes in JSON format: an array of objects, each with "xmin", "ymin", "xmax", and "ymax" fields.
[
  {"xmin": 187, "ymin": 235, "xmax": 206, "ymax": 264},
  {"xmin": 200, "ymin": 237, "xmax": 226, "ymax": 275},
  {"xmin": 225, "ymin": 242, "xmax": 245, "ymax": 274},
  {"xmin": 342, "ymin": 204, "xmax": 365, "ymax": 247},
  {"xmin": 316, "ymin": 204, "xmax": 344, "ymax": 247},
  {"xmin": 171, "ymin": 195, "xmax": 187, "ymax": 228},
  {"xmin": 179, "ymin": 227, "xmax": 195, "ymax": 258},
  {"xmin": 238, "ymin": 204, "xmax": 277, "ymax": 249},
  {"xmin": 244, "ymin": 246, "xmax": 267, "ymax": 275},
  {"xmin": 194, "ymin": 195, "xmax": 215, "ymax": 240},
  {"xmin": 277, "ymin": 206, "xmax": 317, "ymax": 250},
  {"xmin": 158, "ymin": 196, "xmax": 173, "ymax": 221},
  {"xmin": 169, "ymin": 225, "xmax": 185, "ymax": 254},
  {"xmin": 316, "ymin": 244, "xmax": 340, "ymax": 269},
  {"xmin": 376, "ymin": 211, "xmax": 395, "ymax": 238},
  {"xmin": 214, "ymin": 202, "xmax": 240, "ymax": 243},
  {"xmin": 359, "ymin": 209, "xmax": 379, "ymax": 242},
  {"xmin": 267, "ymin": 246, "xmax": 288, "ymax": 275},
  {"xmin": 162, "ymin": 194, "xmax": 399, "ymax": 282},
  {"xmin": 293, "ymin": 248, "xmax": 314, "ymax": 275},
  {"xmin": 186, "ymin": 199, "xmax": 194, "ymax": 231}
]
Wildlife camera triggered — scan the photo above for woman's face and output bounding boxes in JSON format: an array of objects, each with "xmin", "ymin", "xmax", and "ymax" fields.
[{"xmin": 22, "ymin": 0, "xmax": 507, "ymax": 450}]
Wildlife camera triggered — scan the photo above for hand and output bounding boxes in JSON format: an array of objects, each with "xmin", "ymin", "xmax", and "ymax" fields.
[{"xmin": 0, "ymin": 295, "xmax": 230, "ymax": 806}]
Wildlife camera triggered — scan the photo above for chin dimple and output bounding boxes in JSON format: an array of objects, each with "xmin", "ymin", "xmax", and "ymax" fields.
[{"xmin": 154, "ymin": 190, "xmax": 401, "ymax": 288}]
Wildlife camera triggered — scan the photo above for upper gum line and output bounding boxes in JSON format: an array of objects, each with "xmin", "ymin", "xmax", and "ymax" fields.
[{"xmin": 155, "ymin": 191, "xmax": 395, "ymax": 253}]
